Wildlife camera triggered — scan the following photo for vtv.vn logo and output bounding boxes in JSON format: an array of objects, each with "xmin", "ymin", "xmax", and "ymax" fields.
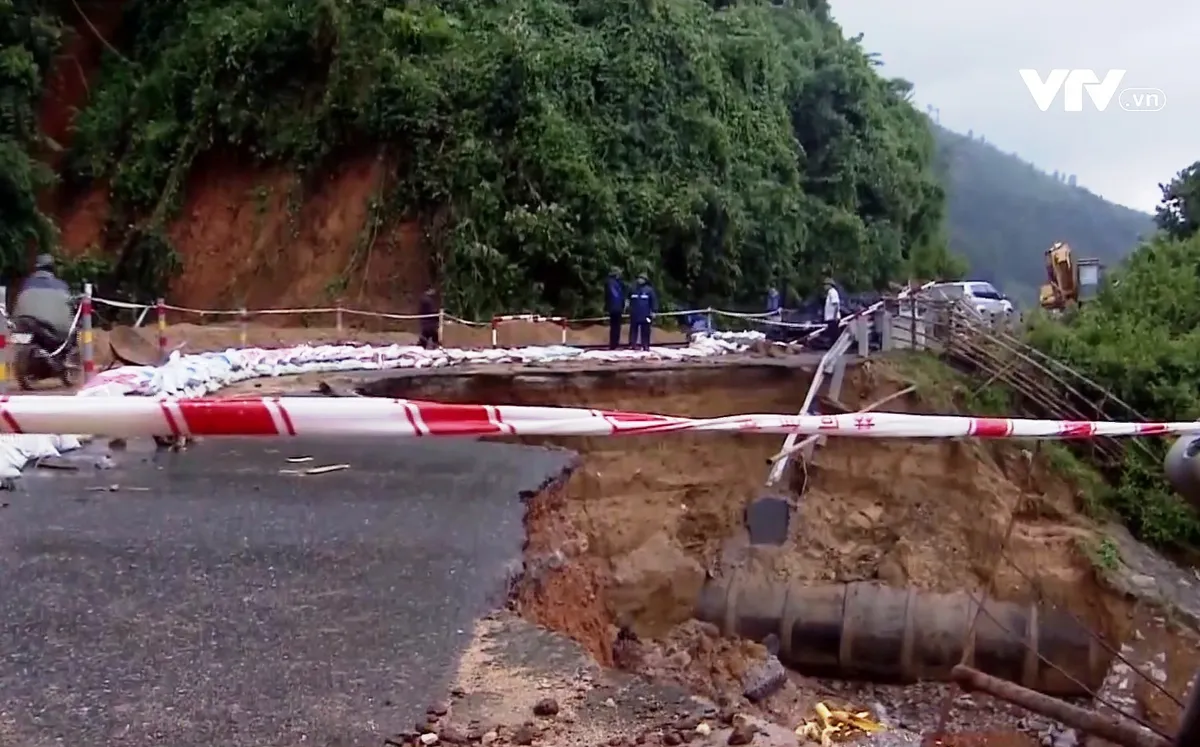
[{"xmin": 1019, "ymin": 69, "xmax": 1166, "ymax": 112}]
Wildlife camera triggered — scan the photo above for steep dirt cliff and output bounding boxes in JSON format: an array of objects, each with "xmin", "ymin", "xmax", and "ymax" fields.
[{"xmin": 40, "ymin": 5, "xmax": 427, "ymax": 315}]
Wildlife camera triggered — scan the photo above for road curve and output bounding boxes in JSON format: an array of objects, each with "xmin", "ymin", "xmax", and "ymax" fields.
[{"xmin": 0, "ymin": 437, "xmax": 571, "ymax": 746}]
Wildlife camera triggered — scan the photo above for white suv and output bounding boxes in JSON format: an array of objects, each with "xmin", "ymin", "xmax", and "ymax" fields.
[{"xmin": 926, "ymin": 281, "xmax": 1014, "ymax": 317}]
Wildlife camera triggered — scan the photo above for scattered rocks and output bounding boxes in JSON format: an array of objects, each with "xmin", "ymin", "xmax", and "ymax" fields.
[
  {"xmin": 532, "ymin": 697, "xmax": 560, "ymax": 717},
  {"xmin": 511, "ymin": 722, "xmax": 537, "ymax": 745},
  {"xmin": 437, "ymin": 722, "xmax": 472, "ymax": 744},
  {"xmin": 740, "ymin": 656, "xmax": 786, "ymax": 702},
  {"xmin": 726, "ymin": 718, "xmax": 757, "ymax": 745}
]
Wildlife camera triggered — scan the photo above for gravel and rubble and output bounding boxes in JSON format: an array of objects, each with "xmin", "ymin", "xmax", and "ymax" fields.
[{"xmin": 391, "ymin": 610, "xmax": 1084, "ymax": 747}]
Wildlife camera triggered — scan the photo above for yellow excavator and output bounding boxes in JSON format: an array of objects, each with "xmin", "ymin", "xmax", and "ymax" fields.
[{"xmin": 1038, "ymin": 242, "xmax": 1102, "ymax": 311}]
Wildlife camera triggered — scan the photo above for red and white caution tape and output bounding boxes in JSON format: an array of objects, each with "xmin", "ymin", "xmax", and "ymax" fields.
[
  {"xmin": 0, "ymin": 396, "xmax": 1191, "ymax": 440},
  {"xmin": 0, "ymin": 332, "xmax": 765, "ymax": 475}
]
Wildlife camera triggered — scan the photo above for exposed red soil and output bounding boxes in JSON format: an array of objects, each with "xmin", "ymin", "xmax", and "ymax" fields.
[
  {"xmin": 56, "ymin": 152, "xmax": 432, "ymax": 318},
  {"xmin": 36, "ymin": 1, "xmax": 130, "ymax": 177}
]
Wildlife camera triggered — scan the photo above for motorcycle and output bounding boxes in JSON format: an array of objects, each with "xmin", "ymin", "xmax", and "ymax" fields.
[{"xmin": 10, "ymin": 315, "xmax": 80, "ymax": 390}]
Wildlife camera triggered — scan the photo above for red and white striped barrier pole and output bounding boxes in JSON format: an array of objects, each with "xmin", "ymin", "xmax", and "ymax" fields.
[
  {"xmin": 79, "ymin": 283, "xmax": 95, "ymax": 384},
  {"xmin": 0, "ymin": 286, "xmax": 8, "ymax": 392},
  {"xmin": 0, "ymin": 396, "xmax": 1193, "ymax": 441},
  {"xmin": 156, "ymin": 298, "xmax": 167, "ymax": 362}
]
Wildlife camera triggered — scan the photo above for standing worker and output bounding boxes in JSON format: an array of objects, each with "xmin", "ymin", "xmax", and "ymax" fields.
[
  {"xmin": 417, "ymin": 287, "xmax": 440, "ymax": 349},
  {"xmin": 627, "ymin": 274, "xmax": 657, "ymax": 350},
  {"xmin": 605, "ymin": 268, "xmax": 626, "ymax": 350},
  {"xmin": 766, "ymin": 286, "xmax": 781, "ymax": 320},
  {"xmin": 822, "ymin": 276, "xmax": 841, "ymax": 346},
  {"xmin": 765, "ymin": 286, "xmax": 782, "ymax": 335}
]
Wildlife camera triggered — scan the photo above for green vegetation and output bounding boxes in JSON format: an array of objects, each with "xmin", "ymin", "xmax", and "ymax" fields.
[
  {"xmin": 934, "ymin": 126, "xmax": 1152, "ymax": 304},
  {"xmin": 1027, "ymin": 162, "xmax": 1200, "ymax": 552},
  {"xmin": 0, "ymin": 0, "xmax": 964, "ymax": 316},
  {"xmin": 0, "ymin": 0, "xmax": 60, "ymax": 278},
  {"xmin": 1, "ymin": 1, "xmax": 1146, "ymax": 315}
]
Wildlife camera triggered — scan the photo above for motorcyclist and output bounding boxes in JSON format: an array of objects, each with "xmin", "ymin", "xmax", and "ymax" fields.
[{"xmin": 14, "ymin": 253, "xmax": 74, "ymax": 353}]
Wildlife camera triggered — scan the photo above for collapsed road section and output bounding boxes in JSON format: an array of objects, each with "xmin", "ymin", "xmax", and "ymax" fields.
[{"xmin": 356, "ymin": 355, "xmax": 1195, "ymax": 744}]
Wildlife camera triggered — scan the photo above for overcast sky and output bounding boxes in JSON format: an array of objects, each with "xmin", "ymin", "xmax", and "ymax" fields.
[{"xmin": 828, "ymin": 0, "xmax": 1198, "ymax": 213}]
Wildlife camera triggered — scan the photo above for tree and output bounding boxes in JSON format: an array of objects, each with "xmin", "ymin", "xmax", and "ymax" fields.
[
  {"xmin": 0, "ymin": 0, "xmax": 60, "ymax": 278},
  {"xmin": 1156, "ymin": 162, "xmax": 1200, "ymax": 241},
  {"xmin": 0, "ymin": 0, "xmax": 956, "ymax": 316},
  {"xmin": 1027, "ymin": 161, "xmax": 1200, "ymax": 550}
]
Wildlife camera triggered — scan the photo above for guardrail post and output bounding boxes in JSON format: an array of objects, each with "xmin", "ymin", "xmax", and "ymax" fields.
[
  {"xmin": 826, "ymin": 330, "xmax": 850, "ymax": 401},
  {"xmin": 856, "ymin": 316, "xmax": 869, "ymax": 357},
  {"xmin": 0, "ymin": 286, "xmax": 8, "ymax": 391},
  {"xmin": 238, "ymin": 307, "xmax": 248, "ymax": 348},
  {"xmin": 335, "ymin": 305, "xmax": 344, "ymax": 334},
  {"xmin": 80, "ymin": 282, "xmax": 95, "ymax": 384},
  {"xmin": 706, "ymin": 306, "xmax": 714, "ymax": 332},
  {"xmin": 490, "ymin": 317, "xmax": 498, "ymax": 348},
  {"xmin": 156, "ymin": 298, "xmax": 167, "ymax": 362},
  {"xmin": 878, "ymin": 307, "xmax": 892, "ymax": 351},
  {"xmin": 437, "ymin": 308, "xmax": 445, "ymax": 345},
  {"xmin": 560, "ymin": 318, "xmax": 568, "ymax": 345},
  {"xmin": 909, "ymin": 300, "xmax": 918, "ymax": 349}
]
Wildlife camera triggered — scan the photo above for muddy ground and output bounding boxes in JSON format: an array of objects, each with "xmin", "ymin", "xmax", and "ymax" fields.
[{"xmin": 47, "ymin": 322, "xmax": 1200, "ymax": 744}]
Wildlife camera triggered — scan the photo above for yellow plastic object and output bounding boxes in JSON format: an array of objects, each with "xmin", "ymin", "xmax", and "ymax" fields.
[{"xmin": 795, "ymin": 701, "xmax": 885, "ymax": 746}]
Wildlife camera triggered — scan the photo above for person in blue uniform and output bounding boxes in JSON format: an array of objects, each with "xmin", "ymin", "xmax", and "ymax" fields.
[
  {"xmin": 627, "ymin": 274, "xmax": 657, "ymax": 350},
  {"xmin": 766, "ymin": 287, "xmax": 781, "ymax": 321},
  {"xmin": 605, "ymin": 268, "xmax": 626, "ymax": 349}
]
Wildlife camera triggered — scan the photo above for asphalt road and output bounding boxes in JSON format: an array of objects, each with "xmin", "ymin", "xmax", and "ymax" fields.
[{"xmin": 0, "ymin": 437, "xmax": 572, "ymax": 746}]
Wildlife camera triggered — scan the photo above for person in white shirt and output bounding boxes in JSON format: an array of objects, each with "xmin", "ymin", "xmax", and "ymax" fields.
[
  {"xmin": 822, "ymin": 278, "xmax": 840, "ymax": 322},
  {"xmin": 821, "ymin": 277, "xmax": 841, "ymax": 347}
]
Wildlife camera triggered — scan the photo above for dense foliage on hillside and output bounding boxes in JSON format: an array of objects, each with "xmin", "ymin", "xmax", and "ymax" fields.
[
  {"xmin": 2, "ymin": 0, "xmax": 963, "ymax": 316},
  {"xmin": 0, "ymin": 0, "xmax": 60, "ymax": 276},
  {"xmin": 1028, "ymin": 162, "xmax": 1200, "ymax": 551},
  {"xmin": 935, "ymin": 126, "xmax": 1152, "ymax": 304}
]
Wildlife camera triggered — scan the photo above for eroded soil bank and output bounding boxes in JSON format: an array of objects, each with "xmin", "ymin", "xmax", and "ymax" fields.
[{"xmin": 364, "ymin": 361, "xmax": 1141, "ymax": 719}]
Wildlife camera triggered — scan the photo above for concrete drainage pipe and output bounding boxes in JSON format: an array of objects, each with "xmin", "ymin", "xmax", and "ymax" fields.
[
  {"xmin": 1164, "ymin": 436, "xmax": 1200, "ymax": 512},
  {"xmin": 694, "ymin": 574, "xmax": 1107, "ymax": 696}
]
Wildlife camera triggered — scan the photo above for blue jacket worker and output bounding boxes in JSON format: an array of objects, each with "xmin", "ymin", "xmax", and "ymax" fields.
[
  {"xmin": 627, "ymin": 274, "xmax": 657, "ymax": 350},
  {"xmin": 766, "ymin": 286, "xmax": 782, "ymax": 322},
  {"xmin": 605, "ymin": 268, "xmax": 626, "ymax": 350}
]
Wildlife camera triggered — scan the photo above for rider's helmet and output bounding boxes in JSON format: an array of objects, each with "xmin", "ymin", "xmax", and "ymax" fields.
[{"xmin": 34, "ymin": 253, "xmax": 54, "ymax": 272}]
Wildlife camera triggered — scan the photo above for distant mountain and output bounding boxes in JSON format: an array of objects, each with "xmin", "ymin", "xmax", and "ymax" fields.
[{"xmin": 933, "ymin": 124, "xmax": 1153, "ymax": 304}]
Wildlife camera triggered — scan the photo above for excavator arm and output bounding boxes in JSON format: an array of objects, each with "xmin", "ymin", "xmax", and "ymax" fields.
[{"xmin": 1039, "ymin": 242, "xmax": 1078, "ymax": 310}]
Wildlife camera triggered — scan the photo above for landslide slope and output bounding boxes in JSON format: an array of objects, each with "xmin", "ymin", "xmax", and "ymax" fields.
[{"xmin": 11, "ymin": 0, "xmax": 954, "ymax": 317}]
